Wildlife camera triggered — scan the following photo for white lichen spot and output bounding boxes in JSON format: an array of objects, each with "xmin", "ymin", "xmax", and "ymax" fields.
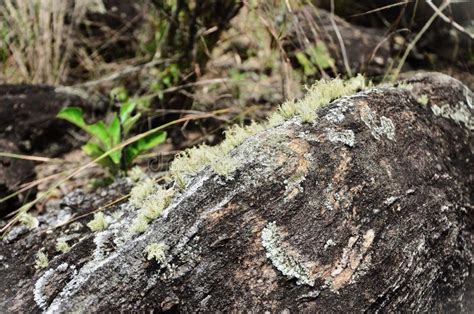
[
  {"xmin": 431, "ymin": 102, "xmax": 474, "ymax": 131},
  {"xmin": 55, "ymin": 239, "xmax": 71, "ymax": 254},
  {"xmin": 18, "ymin": 212, "xmax": 39, "ymax": 230},
  {"xmin": 35, "ymin": 249, "xmax": 49, "ymax": 269},
  {"xmin": 86, "ymin": 212, "xmax": 108, "ymax": 232},
  {"xmin": 384, "ymin": 196, "xmax": 399, "ymax": 206},
  {"xmin": 360, "ymin": 105, "xmax": 396, "ymax": 141},
  {"xmin": 326, "ymin": 128, "xmax": 356, "ymax": 147},
  {"xmin": 324, "ymin": 239, "xmax": 336, "ymax": 250},
  {"xmin": 261, "ymin": 222, "xmax": 314, "ymax": 286},
  {"xmin": 145, "ymin": 242, "xmax": 167, "ymax": 264}
]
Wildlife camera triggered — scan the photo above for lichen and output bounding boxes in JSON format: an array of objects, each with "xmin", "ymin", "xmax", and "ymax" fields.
[
  {"xmin": 34, "ymin": 263, "xmax": 69, "ymax": 309},
  {"xmin": 169, "ymin": 75, "xmax": 366, "ymax": 188},
  {"xmin": 35, "ymin": 249, "xmax": 49, "ymax": 269},
  {"xmin": 261, "ymin": 222, "xmax": 314, "ymax": 286},
  {"xmin": 55, "ymin": 239, "xmax": 71, "ymax": 254},
  {"xmin": 360, "ymin": 105, "xmax": 396, "ymax": 141},
  {"xmin": 431, "ymin": 102, "xmax": 473, "ymax": 130},
  {"xmin": 127, "ymin": 166, "xmax": 146, "ymax": 182},
  {"xmin": 129, "ymin": 214, "xmax": 150, "ymax": 234},
  {"xmin": 210, "ymin": 157, "xmax": 239, "ymax": 178},
  {"xmin": 416, "ymin": 94, "xmax": 429, "ymax": 106},
  {"xmin": 129, "ymin": 177, "xmax": 156, "ymax": 207},
  {"xmin": 326, "ymin": 128, "xmax": 356, "ymax": 147},
  {"xmin": 87, "ymin": 212, "xmax": 108, "ymax": 232},
  {"xmin": 18, "ymin": 212, "xmax": 39, "ymax": 230},
  {"xmin": 145, "ymin": 242, "xmax": 167, "ymax": 263}
]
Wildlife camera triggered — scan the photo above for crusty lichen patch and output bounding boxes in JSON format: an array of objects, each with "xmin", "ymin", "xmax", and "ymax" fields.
[
  {"xmin": 261, "ymin": 222, "xmax": 315, "ymax": 286},
  {"xmin": 431, "ymin": 102, "xmax": 473, "ymax": 131},
  {"xmin": 325, "ymin": 128, "xmax": 356, "ymax": 147},
  {"xmin": 360, "ymin": 104, "xmax": 396, "ymax": 141}
]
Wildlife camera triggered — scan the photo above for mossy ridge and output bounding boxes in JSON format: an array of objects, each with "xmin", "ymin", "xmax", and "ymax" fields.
[{"xmin": 170, "ymin": 75, "xmax": 366, "ymax": 189}]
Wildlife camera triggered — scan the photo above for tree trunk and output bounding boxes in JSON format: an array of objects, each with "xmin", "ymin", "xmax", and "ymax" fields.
[{"xmin": 1, "ymin": 72, "xmax": 472, "ymax": 312}]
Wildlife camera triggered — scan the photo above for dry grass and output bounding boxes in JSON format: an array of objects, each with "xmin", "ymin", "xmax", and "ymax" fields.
[{"xmin": 0, "ymin": 0, "xmax": 90, "ymax": 84}]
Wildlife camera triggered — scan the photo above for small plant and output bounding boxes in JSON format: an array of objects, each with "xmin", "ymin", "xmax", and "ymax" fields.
[
  {"xmin": 417, "ymin": 94, "xmax": 429, "ymax": 106},
  {"xmin": 57, "ymin": 94, "xmax": 166, "ymax": 175}
]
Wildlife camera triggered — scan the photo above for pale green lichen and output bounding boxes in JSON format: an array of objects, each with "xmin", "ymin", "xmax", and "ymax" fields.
[
  {"xmin": 261, "ymin": 222, "xmax": 314, "ymax": 286},
  {"xmin": 55, "ymin": 239, "xmax": 71, "ymax": 254},
  {"xmin": 417, "ymin": 94, "xmax": 429, "ymax": 106},
  {"xmin": 326, "ymin": 128, "xmax": 356, "ymax": 147},
  {"xmin": 169, "ymin": 75, "xmax": 366, "ymax": 188},
  {"xmin": 129, "ymin": 178, "xmax": 156, "ymax": 207},
  {"xmin": 87, "ymin": 212, "xmax": 108, "ymax": 232},
  {"xmin": 360, "ymin": 105, "xmax": 396, "ymax": 141},
  {"xmin": 145, "ymin": 242, "xmax": 167, "ymax": 263},
  {"xmin": 211, "ymin": 157, "xmax": 239, "ymax": 178},
  {"xmin": 398, "ymin": 82, "xmax": 413, "ymax": 90},
  {"xmin": 130, "ymin": 214, "xmax": 149, "ymax": 233},
  {"xmin": 129, "ymin": 185, "xmax": 175, "ymax": 234},
  {"xmin": 18, "ymin": 212, "xmax": 39, "ymax": 230},
  {"xmin": 127, "ymin": 166, "xmax": 146, "ymax": 182},
  {"xmin": 431, "ymin": 102, "xmax": 473, "ymax": 131},
  {"xmin": 35, "ymin": 249, "xmax": 49, "ymax": 269}
]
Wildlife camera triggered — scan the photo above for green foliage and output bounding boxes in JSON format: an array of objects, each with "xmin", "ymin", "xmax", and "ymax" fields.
[
  {"xmin": 57, "ymin": 98, "xmax": 166, "ymax": 175},
  {"xmin": 296, "ymin": 42, "xmax": 335, "ymax": 77},
  {"xmin": 150, "ymin": 63, "xmax": 180, "ymax": 100}
]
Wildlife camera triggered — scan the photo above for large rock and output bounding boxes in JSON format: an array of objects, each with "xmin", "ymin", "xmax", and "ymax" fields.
[{"xmin": 0, "ymin": 72, "xmax": 472, "ymax": 312}]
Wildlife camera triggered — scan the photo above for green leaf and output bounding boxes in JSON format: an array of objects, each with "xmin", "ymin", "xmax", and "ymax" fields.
[
  {"xmin": 135, "ymin": 131, "xmax": 167, "ymax": 152},
  {"xmin": 295, "ymin": 52, "xmax": 316, "ymax": 76},
  {"xmin": 107, "ymin": 114, "xmax": 121, "ymax": 164},
  {"xmin": 85, "ymin": 121, "xmax": 111, "ymax": 150},
  {"xmin": 57, "ymin": 107, "xmax": 87, "ymax": 130},
  {"xmin": 120, "ymin": 101, "xmax": 136, "ymax": 124},
  {"xmin": 308, "ymin": 42, "xmax": 334, "ymax": 70},
  {"xmin": 82, "ymin": 142, "xmax": 118, "ymax": 173},
  {"xmin": 124, "ymin": 131, "xmax": 167, "ymax": 166},
  {"xmin": 123, "ymin": 113, "xmax": 141, "ymax": 136},
  {"xmin": 110, "ymin": 87, "xmax": 128, "ymax": 102}
]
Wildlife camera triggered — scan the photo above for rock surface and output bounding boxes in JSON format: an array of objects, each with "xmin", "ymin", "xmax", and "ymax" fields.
[{"xmin": 0, "ymin": 72, "xmax": 473, "ymax": 312}]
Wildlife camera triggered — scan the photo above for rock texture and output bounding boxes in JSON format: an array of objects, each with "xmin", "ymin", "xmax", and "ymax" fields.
[{"xmin": 0, "ymin": 72, "xmax": 473, "ymax": 312}]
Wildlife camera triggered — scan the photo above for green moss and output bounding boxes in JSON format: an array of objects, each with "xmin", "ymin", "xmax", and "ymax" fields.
[{"xmin": 87, "ymin": 212, "xmax": 108, "ymax": 232}]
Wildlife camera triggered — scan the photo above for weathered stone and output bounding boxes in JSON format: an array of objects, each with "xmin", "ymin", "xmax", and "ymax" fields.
[{"xmin": 0, "ymin": 72, "xmax": 472, "ymax": 312}]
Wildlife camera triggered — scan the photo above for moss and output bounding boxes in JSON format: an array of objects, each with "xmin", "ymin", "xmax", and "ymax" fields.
[
  {"xmin": 145, "ymin": 242, "xmax": 167, "ymax": 263},
  {"xmin": 87, "ymin": 212, "xmax": 108, "ymax": 232},
  {"xmin": 18, "ymin": 212, "xmax": 39, "ymax": 230},
  {"xmin": 35, "ymin": 249, "xmax": 49, "ymax": 269},
  {"xmin": 55, "ymin": 239, "xmax": 71, "ymax": 254}
]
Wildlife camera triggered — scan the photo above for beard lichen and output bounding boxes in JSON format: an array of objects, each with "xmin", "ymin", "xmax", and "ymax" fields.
[
  {"xmin": 169, "ymin": 75, "xmax": 366, "ymax": 189},
  {"xmin": 145, "ymin": 242, "xmax": 168, "ymax": 264},
  {"xmin": 55, "ymin": 239, "xmax": 71, "ymax": 254},
  {"xmin": 18, "ymin": 212, "xmax": 39, "ymax": 230},
  {"xmin": 35, "ymin": 249, "xmax": 49, "ymax": 269},
  {"xmin": 87, "ymin": 212, "xmax": 108, "ymax": 232}
]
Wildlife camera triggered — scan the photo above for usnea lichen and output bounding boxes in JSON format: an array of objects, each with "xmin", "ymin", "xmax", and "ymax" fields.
[
  {"xmin": 261, "ymin": 222, "xmax": 314, "ymax": 286},
  {"xmin": 87, "ymin": 212, "xmax": 108, "ymax": 232},
  {"xmin": 35, "ymin": 249, "xmax": 49, "ymax": 269},
  {"xmin": 18, "ymin": 212, "xmax": 39, "ymax": 230},
  {"xmin": 145, "ymin": 242, "xmax": 167, "ymax": 263},
  {"xmin": 55, "ymin": 239, "xmax": 71, "ymax": 254},
  {"xmin": 129, "ymin": 184, "xmax": 175, "ymax": 234},
  {"xmin": 169, "ymin": 75, "xmax": 366, "ymax": 188}
]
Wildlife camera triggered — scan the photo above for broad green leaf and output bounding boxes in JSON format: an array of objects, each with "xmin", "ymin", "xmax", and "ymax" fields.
[
  {"xmin": 82, "ymin": 142, "xmax": 117, "ymax": 172},
  {"xmin": 120, "ymin": 101, "xmax": 136, "ymax": 124},
  {"xmin": 295, "ymin": 52, "xmax": 316, "ymax": 76},
  {"xmin": 308, "ymin": 42, "xmax": 335, "ymax": 70},
  {"xmin": 107, "ymin": 114, "xmax": 122, "ymax": 164},
  {"xmin": 124, "ymin": 131, "xmax": 167, "ymax": 166},
  {"xmin": 135, "ymin": 131, "xmax": 167, "ymax": 152},
  {"xmin": 85, "ymin": 121, "xmax": 111, "ymax": 150},
  {"xmin": 123, "ymin": 113, "xmax": 141, "ymax": 136},
  {"xmin": 57, "ymin": 107, "xmax": 87, "ymax": 130}
]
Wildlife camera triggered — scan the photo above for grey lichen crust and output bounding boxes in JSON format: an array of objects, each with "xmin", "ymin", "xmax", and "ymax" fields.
[
  {"xmin": 261, "ymin": 222, "xmax": 315, "ymax": 286},
  {"xmin": 360, "ymin": 104, "xmax": 396, "ymax": 141},
  {"xmin": 431, "ymin": 102, "xmax": 473, "ymax": 131}
]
